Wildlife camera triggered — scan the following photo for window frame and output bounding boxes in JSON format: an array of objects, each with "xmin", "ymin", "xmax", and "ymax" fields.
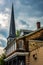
[{"xmin": 18, "ymin": 40, "xmax": 24, "ymax": 50}]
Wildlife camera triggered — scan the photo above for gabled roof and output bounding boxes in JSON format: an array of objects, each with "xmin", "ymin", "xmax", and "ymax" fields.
[{"xmin": 16, "ymin": 27, "xmax": 43, "ymax": 40}]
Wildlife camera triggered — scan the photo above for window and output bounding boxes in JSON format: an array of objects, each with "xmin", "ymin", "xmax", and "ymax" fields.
[
  {"xmin": 18, "ymin": 40, "xmax": 24, "ymax": 50},
  {"xmin": 19, "ymin": 60, "xmax": 24, "ymax": 65},
  {"xmin": 19, "ymin": 58, "xmax": 25, "ymax": 65},
  {"xmin": 10, "ymin": 42, "xmax": 16, "ymax": 52},
  {"xmin": 14, "ymin": 42, "xmax": 16, "ymax": 50}
]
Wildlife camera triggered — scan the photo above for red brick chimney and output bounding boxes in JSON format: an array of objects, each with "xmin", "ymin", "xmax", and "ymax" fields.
[{"xmin": 36, "ymin": 22, "xmax": 40, "ymax": 29}]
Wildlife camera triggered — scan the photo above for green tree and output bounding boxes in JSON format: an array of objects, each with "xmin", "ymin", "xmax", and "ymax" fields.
[
  {"xmin": 0, "ymin": 54, "xmax": 6, "ymax": 65},
  {"xmin": 16, "ymin": 30, "xmax": 20, "ymax": 37}
]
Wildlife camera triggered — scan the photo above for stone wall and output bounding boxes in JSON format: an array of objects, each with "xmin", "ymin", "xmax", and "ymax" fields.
[
  {"xmin": 30, "ymin": 47, "xmax": 43, "ymax": 65},
  {"xmin": 29, "ymin": 40, "xmax": 43, "ymax": 51},
  {"xmin": 28, "ymin": 40, "xmax": 43, "ymax": 65}
]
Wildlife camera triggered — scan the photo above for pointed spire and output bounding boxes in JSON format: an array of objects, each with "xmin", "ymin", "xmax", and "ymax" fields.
[{"xmin": 9, "ymin": 4, "xmax": 16, "ymax": 38}]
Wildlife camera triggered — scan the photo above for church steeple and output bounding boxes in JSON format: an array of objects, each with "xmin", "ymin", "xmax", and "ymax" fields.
[{"xmin": 9, "ymin": 4, "xmax": 16, "ymax": 38}]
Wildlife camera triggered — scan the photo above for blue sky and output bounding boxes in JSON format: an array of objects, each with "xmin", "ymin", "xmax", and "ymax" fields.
[{"xmin": 0, "ymin": 0, "xmax": 43, "ymax": 47}]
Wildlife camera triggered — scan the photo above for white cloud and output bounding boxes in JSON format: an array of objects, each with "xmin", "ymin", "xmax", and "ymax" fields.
[
  {"xmin": 0, "ymin": 34, "xmax": 7, "ymax": 43},
  {"xmin": 5, "ymin": 8, "xmax": 10, "ymax": 12},
  {"xmin": 15, "ymin": 0, "xmax": 21, "ymax": 8},
  {"xmin": 0, "ymin": 9, "xmax": 10, "ymax": 47},
  {"xmin": 0, "ymin": 0, "xmax": 5, "ymax": 4},
  {"xmin": 0, "ymin": 46, "xmax": 4, "ymax": 55},
  {"xmin": 15, "ymin": 12, "xmax": 43, "ymax": 30},
  {"xmin": 14, "ymin": 0, "xmax": 43, "ymax": 30},
  {"xmin": 0, "ymin": 41, "xmax": 2, "ymax": 46},
  {"xmin": 0, "ymin": 12, "xmax": 10, "ymax": 30}
]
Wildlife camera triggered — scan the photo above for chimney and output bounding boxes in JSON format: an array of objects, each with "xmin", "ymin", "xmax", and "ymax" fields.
[{"xmin": 36, "ymin": 22, "xmax": 41, "ymax": 29}]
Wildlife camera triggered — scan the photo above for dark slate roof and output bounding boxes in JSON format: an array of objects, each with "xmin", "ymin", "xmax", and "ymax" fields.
[
  {"xmin": 16, "ymin": 27, "xmax": 43, "ymax": 40},
  {"xmin": 9, "ymin": 4, "xmax": 16, "ymax": 38},
  {"xmin": 20, "ymin": 29, "xmax": 33, "ymax": 35}
]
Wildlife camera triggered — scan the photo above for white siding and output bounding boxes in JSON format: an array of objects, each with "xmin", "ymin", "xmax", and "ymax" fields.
[{"xmin": 6, "ymin": 42, "xmax": 16, "ymax": 56}]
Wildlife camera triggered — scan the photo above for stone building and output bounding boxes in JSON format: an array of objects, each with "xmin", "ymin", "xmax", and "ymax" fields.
[{"xmin": 4, "ymin": 4, "xmax": 43, "ymax": 65}]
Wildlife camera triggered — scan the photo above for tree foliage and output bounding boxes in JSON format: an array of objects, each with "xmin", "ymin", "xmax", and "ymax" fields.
[
  {"xmin": 16, "ymin": 30, "xmax": 20, "ymax": 37},
  {"xmin": 0, "ymin": 54, "xmax": 6, "ymax": 65}
]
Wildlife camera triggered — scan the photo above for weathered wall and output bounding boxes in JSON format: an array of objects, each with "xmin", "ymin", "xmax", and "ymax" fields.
[
  {"xmin": 25, "ymin": 40, "xmax": 43, "ymax": 65},
  {"xmin": 25, "ymin": 53, "xmax": 30, "ymax": 65},
  {"xmin": 30, "ymin": 46, "xmax": 43, "ymax": 65},
  {"xmin": 29, "ymin": 40, "xmax": 43, "ymax": 51}
]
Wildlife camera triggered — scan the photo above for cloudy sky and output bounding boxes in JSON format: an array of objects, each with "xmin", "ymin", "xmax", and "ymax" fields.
[{"xmin": 0, "ymin": 0, "xmax": 43, "ymax": 47}]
